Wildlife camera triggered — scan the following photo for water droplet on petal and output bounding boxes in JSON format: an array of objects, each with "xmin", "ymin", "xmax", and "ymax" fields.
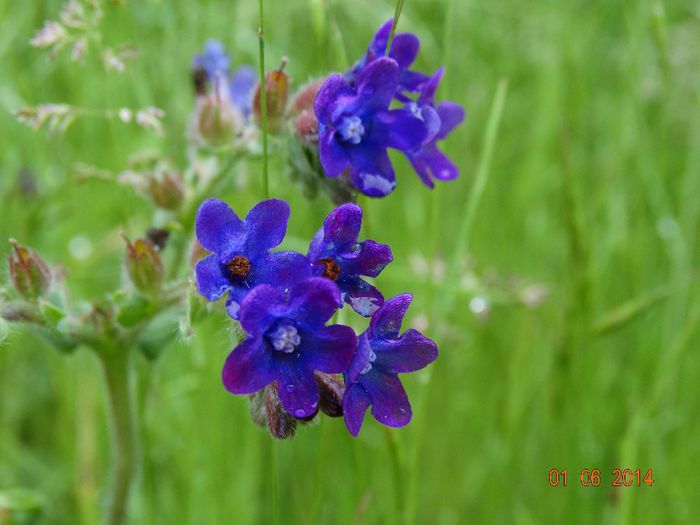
[
  {"xmin": 286, "ymin": 384, "xmax": 295, "ymax": 392},
  {"xmin": 294, "ymin": 409, "xmax": 306, "ymax": 417}
]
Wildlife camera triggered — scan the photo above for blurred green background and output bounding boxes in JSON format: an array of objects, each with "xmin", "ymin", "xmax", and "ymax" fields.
[{"xmin": 1, "ymin": 0, "xmax": 699, "ymax": 523}]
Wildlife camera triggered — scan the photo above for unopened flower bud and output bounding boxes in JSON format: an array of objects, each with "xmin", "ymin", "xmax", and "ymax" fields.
[
  {"xmin": 124, "ymin": 237, "xmax": 164, "ymax": 293},
  {"xmin": 263, "ymin": 384, "xmax": 297, "ymax": 439},
  {"xmin": 294, "ymin": 110, "xmax": 319, "ymax": 143},
  {"xmin": 148, "ymin": 170, "xmax": 185, "ymax": 210},
  {"xmin": 253, "ymin": 60, "xmax": 289, "ymax": 135},
  {"xmin": 291, "ymin": 78, "xmax": 325, "ymax": 115},
  {"xmin": 194, "ymin": 95, "xmax": 241, "ymax": 147},
  {"xmin": 315, "ymin": 372, "xmax": 344, "ymax": 417},
  {"xmin": 8, "ymin": 239, "xmax": 51, "ymax": 301}
]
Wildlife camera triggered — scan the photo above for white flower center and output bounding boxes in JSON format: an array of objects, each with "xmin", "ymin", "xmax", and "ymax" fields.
[
  {"xmin": 338, "ymin": 116, "xmax": 365, "ymax": 144},
  {"xmin": 269, "ymin": 323, "xmax": 301, "ymax": 353},
  {"xmin": 407, "ymin": 102, "xmax": 423, "ymax": 119},
  {"xmin": 360, "ymin": 349, "xmax": 377, "ymax": 375}
]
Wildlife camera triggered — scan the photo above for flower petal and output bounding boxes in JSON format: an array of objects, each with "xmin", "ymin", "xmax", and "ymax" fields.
[
  {"xmin": 369, "ymin": 19, "xmax": 393, "ymax": 56},
  {"xmin": 315, "ymin": 75, "xmax": 356, "ymax": 125},
  {"xmin": 436, "ymin": 101, "xmax": 466, "ymax": 140},
  {"xmin": 342, "ymin": 276, "xmax": 384, "ymax": 317},
  {"xmin": 323, "ymin": 203, "xmax": 362, "ymax": 247},
  {"xmin": 342, "ymin": 383, "xmax": 372, "ymax": 437},
  {"xmin": 373, "ymin": 329, "xmax": 438, "ymax": 374},
  {"xmin": 355, "ymin": 57, "xmax": 399, "ymax": 113},
  {"xmin": 274, "ymin": 360, "xmax": 320, "ymax": 418},
  {"xmin": 238, "ymin": 284, "xmax": 289, "ymax": 335},
  {"xmin": 222, "ymin": 337, "xmax": 275, "ymax": 394},
  {"xmin": 390, "ymin": 33, "xmax": 420, "ymax": 69},
  {"xmin": 256, "ymin": 251, "xmax": 313, "ymax": 293},
  {"xmin": 195, "ymin": 198, "xmax": 244, "ymax": 253},
  {"xmin": 369, "ymin": 293, "xmax": 412, "ymax": 338},
  {"xmin": 342, "ymin": 239, "xmax": 393, "ymax": 278},
  {"xmin": 230, "ymin": 65, "xmax": 256, "ymax": 115},
  {"xmin": 418, "ymin": 68, "xmax": 444, "ymax": 106},
  {"xmin": 307, "ymin": 227, "xmax": 325, "ymax": 261},
  {"xmin": 319, "ymin": 130, "xmax": 349, "ymax": 178},
  {"xmin": 289, "ymin": 277, "xmax": 342, "ymax": 329},
  {"xmin": 416, "ymin": 144, "xmax": 459, "ymax": 182},
  {"xmin": 399, "ymin": 70, "xmax": 430, "ymax": 94},
  {"xmin": 347, "ymin": 332, "xmax": 374, "ymax": 384},
  {"xmin": 364, "ymin": 370, "xmax": 412, "ymax": 428},
  {"xmin": 195, "ymin": 254, "xmax": 230, "ymax": 302},
  {"xmin": 372, "ymin": 109, "xmax": 427, "ymax": 151},
  {"xmin": 244, "ymin": 199, "xmax": 290, "ymax": 252},
  {"xmin": 300, "ymin": 325, "xmax": 356, "ymax": 374},
  {"xmin": 348, "ymin": 145, "xmax": 396, "ymax": 197}
]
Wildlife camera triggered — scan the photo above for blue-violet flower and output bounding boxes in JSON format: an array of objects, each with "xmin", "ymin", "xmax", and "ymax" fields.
[
  {"xmin": 195, "ymin": 198, "xmax": 311, "ymax": 318},
  {"xmin": 223, "ymin": 277, "xmax": 357, "ymax": 418},
  {"xmin": 315, "ymin": 57, "xmax": 427, "ymax": 196},
  {"xmin": 343, "ymin": 294, "xmax": 438, "ymax": 436},
  {"xmin": 403, "ymin": 68, "xmax": 465, "ymax": 187},
  {"xmin": 308, "ymin": 203, "xmax": 392, "ymax": 316}
]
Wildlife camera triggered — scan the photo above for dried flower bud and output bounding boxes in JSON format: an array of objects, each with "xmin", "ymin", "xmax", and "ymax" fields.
[
  {"xmin": 146, "ymin": 227, "xmax": 170, "ymax": 251},
  {"xmin": 253, "ymin": 60, "xmax": 289, "ymax": 135},
  {"xmin": 315, "ymin": 372, "xmax": 344, "ymax": 417},
  {"xmin": 124, "ymin": 237, "xmax": 164, "ymax": 293},
  {"xmin": 8, "ymin": 239, "xmax": 51, "ymax": 301},
  {"xmin": 148, "ymin": 169, "xmax": 185, "ymax": 210}
]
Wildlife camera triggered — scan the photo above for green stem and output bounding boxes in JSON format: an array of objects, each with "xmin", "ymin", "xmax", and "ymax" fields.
[
  {"xmin": 386, "ymin": 0, "xmax": 406, "ymax": 55},
  {"xmin": 385, "ymin": 429, "xmax": 405, "ymax": 524},
  {"xmin": 258, "ymin": 0, "xmax": 270, "ymax": 199},
  {"xmin": 99, "ymin": 348, "xmax": 138, "ymax": 525}
]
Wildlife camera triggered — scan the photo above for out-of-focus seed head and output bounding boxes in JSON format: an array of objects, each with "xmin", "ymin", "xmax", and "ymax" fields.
[
  {"xmin": 124, "ymin": 237, "xmax": 164, "ymax": 293},
  {"xmin": 253, "ymin": 59, "xmax": 289, "ymax": 135},
  {"xmin": 7, "ymin": 239, "xmax": 51, "ymax": 301}
]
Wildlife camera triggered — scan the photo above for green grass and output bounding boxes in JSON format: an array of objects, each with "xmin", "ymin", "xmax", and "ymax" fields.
[{"xmin": 1, "ymin": 0, "xmax": 700, "ymax": 523}]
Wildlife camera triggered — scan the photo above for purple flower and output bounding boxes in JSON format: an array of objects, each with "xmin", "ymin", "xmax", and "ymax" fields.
[
  {"xmin": 223, "ymin": 278, "xmax": 357, "ymax": 418},
  {"xmin": 348, "ymin": 19, "xmax": 429, "ymax": 102},
  {"xmin": 229, "ymin": 65, "xmax": 256, "ymax": 116},
  {"xmin": 315, "ymin": 57, "xmax": 427, "ymax": 196},
  {"xmin": 195, "ymin": 198, "xmax": 311, "ymax": 318},
  {"xmin": 342, "ymin": 294, "xmax": 438, "ymax": 436},
  {"xmin": 403, "ymin": 68, "xmax": 465, "ymax": 187},
  {"xmin": 193, "ymin": 40, "xmax": 231, "ymax": 81},
  {"xmin": 308, "ymin": 203, "xmax": 392, "ymax": 317}
]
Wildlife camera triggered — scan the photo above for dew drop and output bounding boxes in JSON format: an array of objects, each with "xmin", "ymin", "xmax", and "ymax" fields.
[
  {"xmin": 294, "ymin": 409, "xmax": 306, "ymax": 417},
  {"xmin": 286, "ymin": 384, "xmax": 295, "ymax": 392}
]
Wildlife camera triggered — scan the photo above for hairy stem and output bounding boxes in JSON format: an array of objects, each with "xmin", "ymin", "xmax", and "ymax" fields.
[
  {"xmin": 258, "ymin": 0, "xmax": 270, "ymax": 199},
  {"xmin": 99, "ymin": 348, "xmax": 138, "ymax": 525}
]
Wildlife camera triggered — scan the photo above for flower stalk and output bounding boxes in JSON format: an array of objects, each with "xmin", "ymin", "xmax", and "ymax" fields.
[
  {"xmin": 99, "ymin": 347, "xmax": 138, "ymax": 525},
  {"xmin": 258, "ymin": 0, "xmax": 270, "ymax": 199}
]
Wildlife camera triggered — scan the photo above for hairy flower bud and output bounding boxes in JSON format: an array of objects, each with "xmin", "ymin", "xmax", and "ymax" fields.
[
  {"xmin": 315, "ymin": 372, "xmax": 345, "ymax": 417},
  {"xmin": 148, "ymin": 169, "xmax": 185, "ymax": 210},
  {"xmin": 194, "ymin": 95, "xmax": 241, "ymax": 147},
  {"xmin": 7, "ymin": 239, "xmax": 51, "ymax": 301},
  {"xmin": 253, "ymin": 60, "xmax": 289, "ymax": 135},
  {"xmin": 263, "ymin": 384, "xmax": 297, "ymax": 439},
  {"xmin": 124, "ymin": 237, "xmax": 164, "ymax": 293}
]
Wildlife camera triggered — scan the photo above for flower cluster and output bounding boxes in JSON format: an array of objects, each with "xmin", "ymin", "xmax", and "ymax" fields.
[
  {"xmin": 195, "ymin": 198, "xmax": 438, "ymax": 437},
  {"xmin": 314, "ymin": 19, "xmax": 465, "ymax": 196}
]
